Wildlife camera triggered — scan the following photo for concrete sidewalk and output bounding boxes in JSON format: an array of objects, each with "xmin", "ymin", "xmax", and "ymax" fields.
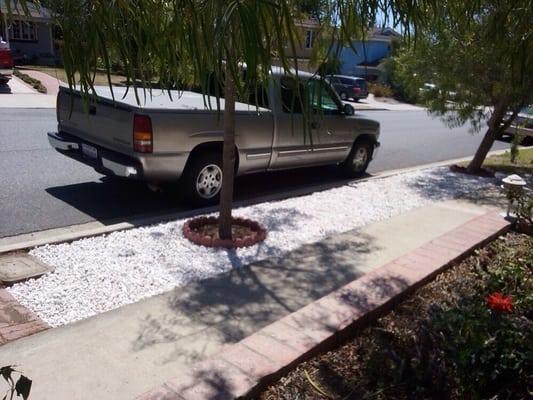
[
  {"xmin": 356, "ymin": 93, "xmax": 425, "ymax": 111},
  {"xmin": 0, "ymin": 200, "xmax": 498, "ymax": 399},
  {"xmin": 21, "ymin": 69, "xmax": 64, "ymax": 96},
  {"xmin": 0, "ymin": 76, "xmax": 56, "ymax": 108}
]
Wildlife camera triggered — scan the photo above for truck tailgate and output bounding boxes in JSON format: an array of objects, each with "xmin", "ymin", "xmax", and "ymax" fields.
[{"xmin": 58, "ymin": 88, "xmax": 134, "ymax": 155}]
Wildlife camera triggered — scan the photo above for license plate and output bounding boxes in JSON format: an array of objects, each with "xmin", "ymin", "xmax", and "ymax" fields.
[{"xmin": 81, "ymin": 143, "xmax": 98, "ymax": 160}]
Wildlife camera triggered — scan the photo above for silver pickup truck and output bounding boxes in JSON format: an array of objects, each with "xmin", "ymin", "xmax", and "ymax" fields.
[{"xmin": 48, "ymin": 69, "xmax": 380, "ymax": 205}]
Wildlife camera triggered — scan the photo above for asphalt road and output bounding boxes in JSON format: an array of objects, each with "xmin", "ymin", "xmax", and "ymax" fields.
[{"xmin": 0, "ymin": 108, "xmax": 510, "ymax": 238}]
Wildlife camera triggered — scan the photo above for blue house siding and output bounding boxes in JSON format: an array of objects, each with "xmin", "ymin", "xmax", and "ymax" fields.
[{"xmin": 337, "ymin": 40, "xmax": 391, "ymax": 77}]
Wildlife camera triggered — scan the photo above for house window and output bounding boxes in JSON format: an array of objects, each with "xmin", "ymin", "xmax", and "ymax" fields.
[
  {"xmin": 9, "ymin": 20, "xmax": 37, "ymax": 42},
  {"xmin": 305, "ymin": 30, "xmax": 315, "ymax": 49}
]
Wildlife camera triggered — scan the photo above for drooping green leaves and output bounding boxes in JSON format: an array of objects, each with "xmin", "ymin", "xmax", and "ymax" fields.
[
  {"xmin": 5, "ymin": 0, "xmax": 438, "ymax": 106},
  {"xmin": 1, "ymin": 366, "xmax": 32, "ymax": 400}
]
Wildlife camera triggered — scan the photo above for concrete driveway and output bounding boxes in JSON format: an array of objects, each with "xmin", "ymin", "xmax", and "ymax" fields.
[{"xmin": 0, "ymin": 76, "xmax": 56, "ymax": 108}]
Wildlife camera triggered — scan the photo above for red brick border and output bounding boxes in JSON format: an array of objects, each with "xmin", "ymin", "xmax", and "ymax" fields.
[
  {"xmin": 0, "ymin": 288, "xmax": 49, "ymax": 345},
  {"xmin": 136, "ymin": 210, "xmax": 511, "ymax": 400}
]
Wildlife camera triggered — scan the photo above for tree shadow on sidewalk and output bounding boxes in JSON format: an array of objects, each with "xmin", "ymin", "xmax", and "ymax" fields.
[
  {"xmin": 132, "ymin": 230, "xmax": 380, "ymax": 366},
  {"xmin": 407, "ymin": 168, "xmax": 507, "ymax": 208}
]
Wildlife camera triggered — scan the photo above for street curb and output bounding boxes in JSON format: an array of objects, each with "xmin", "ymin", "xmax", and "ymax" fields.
[
  {"xmin": 0, "ymin": 148, "xmax": 513, "ymax": 255},
  {"xmin": 136, "ymin": 210, "xmax": 511, "ymax": 400}
]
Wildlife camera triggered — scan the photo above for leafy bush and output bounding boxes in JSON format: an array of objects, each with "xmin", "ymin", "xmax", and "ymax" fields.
[
  {"xmin": 368, "ymin": 83, "xmax": 393, "ymax": 98},
  {"xmin": 13, "ymin": 70, "xmax": 47, "ymax": 94},
  {"xmin": 517, "ymin": 191, "xmax": 533, "ymax": 224}
]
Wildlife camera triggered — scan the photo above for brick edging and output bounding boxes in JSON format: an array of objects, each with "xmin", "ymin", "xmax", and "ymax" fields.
[
  {"xmin": 0, "ymin": 288, "xmax": 49, "ymax": 345},
  {"xmin": 137, "ymin": 210, "xmax": 511, "ymax": 400}
]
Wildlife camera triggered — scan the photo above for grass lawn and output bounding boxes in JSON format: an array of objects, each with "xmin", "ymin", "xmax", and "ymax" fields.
[
  {"xmin": 20, "ymin": 65, "xmax": 127, "ymax": 86},
  {"xmin": 480, "ymin": 147, "xmax": 533, "ymax": 175},
  {"xmin": 459, "ymin": 147, "xmax": 533, "ymax": 176}
]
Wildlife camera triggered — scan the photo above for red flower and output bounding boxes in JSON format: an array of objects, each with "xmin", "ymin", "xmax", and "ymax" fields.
[{"xmin": 487, "ymin": 292, "xmax": 513, "ymax": 313}]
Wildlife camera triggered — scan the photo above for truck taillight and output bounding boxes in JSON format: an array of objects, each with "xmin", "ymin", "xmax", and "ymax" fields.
[{"xmin": 133, "ymin": 114, "xmax": 153, "ymax": 153}]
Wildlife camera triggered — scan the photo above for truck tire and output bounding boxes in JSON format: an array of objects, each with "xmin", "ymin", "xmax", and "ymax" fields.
[
  {"xmin": 182, "ymin": 152, "xmax": 223, "ymax": 206},
  {"xmin": 341, "ymin": 138, "xmax": 374, "ymax": 178}
]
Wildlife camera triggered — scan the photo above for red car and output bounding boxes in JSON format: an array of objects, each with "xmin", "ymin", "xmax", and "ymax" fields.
[{"xmin": 0, "ymin": 43, "xmax": 14, "ymax": 84}]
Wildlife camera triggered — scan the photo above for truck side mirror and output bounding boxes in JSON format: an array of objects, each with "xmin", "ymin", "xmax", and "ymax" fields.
[{"xmin": 343, "ymin": 104, "xmax": 355, "ymax": 116}]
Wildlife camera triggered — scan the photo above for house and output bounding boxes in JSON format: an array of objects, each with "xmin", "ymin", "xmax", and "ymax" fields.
[
  {"xmin": 336, "ymin": 27, "xmax": 401, "ymax": 81},
  {"xmin": 292, "ymin": 17, "xmax": 320, "ymax": 60},
  {"xmin": 0, "ymin": 0, "xmax": 55, "ymax": 64}
]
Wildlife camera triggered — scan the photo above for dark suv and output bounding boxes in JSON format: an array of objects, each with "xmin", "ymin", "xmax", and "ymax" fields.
[
  {"xmin": 0, "ymin": 42, "xmax": 14, "ymax": 84},
  {"xmin": 328, "ymin": 75, "xmax": 368, "ymax": 101}
]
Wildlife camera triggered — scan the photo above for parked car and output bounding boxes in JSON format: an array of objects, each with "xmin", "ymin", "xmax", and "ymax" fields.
[
  {"xmin": 504, "ymin": 105, "xmax": 533, "ymax": 141},
  {"xmin": 0, "ymin": 41, "xmax": 14, "ymax": 84},
  {"xmin": 48, "ymin": 68, "xmax": 380, "ymax": 205},
  {"xmin": 327, "ymin": 75, "xmax": 369, "ymax": 101}
]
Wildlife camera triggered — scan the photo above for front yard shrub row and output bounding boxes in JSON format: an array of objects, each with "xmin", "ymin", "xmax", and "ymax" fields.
[
  {"xmin": 260, "ymin": 232, "xmax": 532, "ymax": 399},
  {"xmin": 13, "ymin": 70, "xmax": 47, "ymax": 94},
  {"xmin": 368, "ymin": 83, "xmax": 394, "ymax": 98}
]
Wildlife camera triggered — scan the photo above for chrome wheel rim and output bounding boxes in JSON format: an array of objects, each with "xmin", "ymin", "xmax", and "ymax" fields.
[
  {"xmin": 353, "ymin": 147, "xmax": 368, "ymax": 170},
  {"xmin": 196, "ymin": 164, "xmax": 222, "ymax": 199}
]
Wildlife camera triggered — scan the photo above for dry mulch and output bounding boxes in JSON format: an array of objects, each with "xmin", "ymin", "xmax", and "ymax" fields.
[
  {"xmin": 192, "ymin": 223, "xmax": 253, "ymax": 240},
  {"xmin": 258, "ymin": 233, "xmax": 532, "ymax": 400}
]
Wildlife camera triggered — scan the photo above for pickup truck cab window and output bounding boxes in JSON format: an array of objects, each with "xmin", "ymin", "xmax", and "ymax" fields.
[
  {"xmin": 280, "ymin": 76, "xmax": 341, "ymax": 115},
  {"xmin": 280, "ymin": 77, "xmax": 305, "ymax": 114},
  {"xmin": 245, "ymin": 83, "xmax": 270, "ymax": 109},
  {"xmin": 307, "ymin": 79, "xmax": 341, "ymax": 115}
]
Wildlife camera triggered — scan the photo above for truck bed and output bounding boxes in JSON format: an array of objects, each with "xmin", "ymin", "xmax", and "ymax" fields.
[{"xmin": 61, "ymin": 85, "xmax": 270, "ymax": 113}]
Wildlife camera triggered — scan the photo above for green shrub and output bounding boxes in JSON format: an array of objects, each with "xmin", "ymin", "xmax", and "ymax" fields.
[
  {"xmin": 13, "ymin": 70, "xmax": 47, "ymax": 94},
  {"xmin": 368, "ymin": 82, "xmax": 393, "ymax": 98},
  {"xmin": 364, "ymin": 234, "xmax": 533, "ymax": 399}
]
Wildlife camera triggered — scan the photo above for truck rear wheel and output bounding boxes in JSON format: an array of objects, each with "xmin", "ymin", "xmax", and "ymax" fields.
[
  {"xmin": 341, "ymin": 138, "xmax": 374, "ymax": 178},
  {"xmin": 182, "ymin": 153, "xmax": 223, "ymax": 206}
]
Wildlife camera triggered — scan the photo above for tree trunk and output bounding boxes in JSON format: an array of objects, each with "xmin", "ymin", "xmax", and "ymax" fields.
[
  {"xmin": 466, "ymin": 101, "xmax": 508, "ymax": 174},
  {"xmin": 218, "ymin": 71, "xmax": 237, "ymax": 240}
]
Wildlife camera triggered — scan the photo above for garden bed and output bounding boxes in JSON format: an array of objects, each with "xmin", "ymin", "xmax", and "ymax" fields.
[{"xmin": 259, "ymin": 232, "xmax": 532, "ymax": 400}]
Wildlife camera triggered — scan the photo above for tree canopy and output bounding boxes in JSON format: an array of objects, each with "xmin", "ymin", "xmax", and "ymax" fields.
[{"xmin": 391, "ymin": 0, "xmax": 533, "ymax": 171}]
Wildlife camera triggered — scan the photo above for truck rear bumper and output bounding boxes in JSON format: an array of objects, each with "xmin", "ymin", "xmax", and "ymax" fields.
[
  {"xmin": 48, "ymin": 132, "xmax": 141, "ymax": 179},
  {"xmin": 48, "ymin": 132, "xmax": 188, "ymax": 181}
]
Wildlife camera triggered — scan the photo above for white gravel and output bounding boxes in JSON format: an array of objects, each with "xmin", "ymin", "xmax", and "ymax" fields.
[{"xmin": 8, "ymin": 167, "xmax": 499, "ymax": 327}]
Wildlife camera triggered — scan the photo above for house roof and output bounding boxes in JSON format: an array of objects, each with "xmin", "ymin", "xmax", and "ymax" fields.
[
  {"xmin": 295, "ymin": 17, "xmax": 320, "ymax": 29},
  {"xmin": 0, "ymin": 1, "xmax": 52, "ymax": 22},
  {"xmin": 370, "ymin": 27, "xmax": 401, "ymax": 40}
]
